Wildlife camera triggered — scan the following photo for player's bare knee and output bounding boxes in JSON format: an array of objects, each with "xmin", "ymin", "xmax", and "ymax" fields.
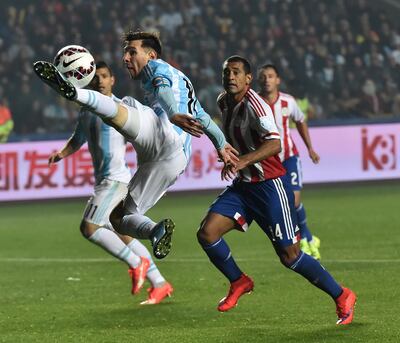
[
  {"xmin": 109, "ymin": 213, "xmax": 121, "ymax": 233},
  {"xmin": 109, "ymin": 201, "xmax": 124, "ymax": 231},
  {"xmin": 197, "ymin": 220, "xmax": 219, "ymax": 244},
  {"xmin": 278, "ymin": 244, "xmax": 301, "ymax": 268},
  {"xmin": 114, "ymin": 219, "xmax": 129, "ymax": 236},
  {"xmin": 80, "ymin": 220, "xmax": 98, "ymax": 238}
]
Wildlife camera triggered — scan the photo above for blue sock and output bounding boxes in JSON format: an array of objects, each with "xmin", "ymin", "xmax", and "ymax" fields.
[
  {"xmin": 290, "ymin": 251, "xmax": 342, "ymax": 299},
  {"xmin": 296, "ymin": 203, "xmax": 313, "ymax": 242},
  {"xmin": 201, "ymin": 238, "xmax": 242, "ymax": 282}
]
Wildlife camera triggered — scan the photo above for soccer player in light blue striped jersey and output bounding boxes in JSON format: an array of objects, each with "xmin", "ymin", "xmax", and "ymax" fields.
[
  {"xmin": 119, "ymin": 30, "xmax": 239, "ymax": 240},
  {"xmin": 33, "ymin": 31, "xmax": 238, "ymax": 261},
  {"xmin": 48, "ymin": 62, "xmax": 173, "ymax": 304}
]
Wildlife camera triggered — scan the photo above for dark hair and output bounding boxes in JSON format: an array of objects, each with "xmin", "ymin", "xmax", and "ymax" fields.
[
  {"xmin": 123, "ymin": 30, "xmax": 162, "ymax": 57},
  {"xmin": 96, "ymin": 61, "xmax": 113, "ymax": 76},
  {"xmin": 224, "ymin": 55, "xmax": 252, "ymax": 74},
  {"xmin": 258, "ymin": 63, "xmax": 280, "ymax": 77}
]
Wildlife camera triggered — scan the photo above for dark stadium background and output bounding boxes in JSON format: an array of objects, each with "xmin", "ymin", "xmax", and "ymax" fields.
[{"xmin": 1, "ymin": 0, "xmax": 400, "ymax": 140}]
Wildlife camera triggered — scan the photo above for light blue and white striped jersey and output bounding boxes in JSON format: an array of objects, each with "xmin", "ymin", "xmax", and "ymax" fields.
[
  {"xmin": 70, "ymin": 95, "xmax": 131, "ymax": 185},
  {"xmin": 140, "ymin": 59, "xmax": 208, "ymax": 160}
]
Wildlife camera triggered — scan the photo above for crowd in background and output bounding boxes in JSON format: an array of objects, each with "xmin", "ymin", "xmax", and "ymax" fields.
[{"xmin": 1, "ymin": 0, "xmax": 400, "ymax": 138}]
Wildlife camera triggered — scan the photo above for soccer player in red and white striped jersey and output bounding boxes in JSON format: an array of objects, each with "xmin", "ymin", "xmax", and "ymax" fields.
[
  {"xmin": 196, "ymin": 56, "xmax": 355, "ymax": 324},
  {"xmin": 258, "ymin": 64, "xmax": 321, "ymax": 259},
  {"xmin": 217, "ymin": 82, "xmax": 285, "ymax": 183}
]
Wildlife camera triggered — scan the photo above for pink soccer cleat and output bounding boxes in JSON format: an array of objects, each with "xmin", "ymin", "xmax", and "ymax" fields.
[
  {"xmin": 140, "ymin": 282, "xmax": 174, "ymax": 305},
  {"xmin": 218, "ymin": 274, "xmax": 254, "ymax": 312},
  {"xmin": 335, "ymin": 287, "xmax": 357, "ymax": 325},
  {"xmin": 128, "ymin": 257, "xmax": 150, "ymax": 295}
]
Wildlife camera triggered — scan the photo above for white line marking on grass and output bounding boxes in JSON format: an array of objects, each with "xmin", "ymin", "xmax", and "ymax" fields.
[{"xmin": 0, "ymin": 257, "xmax": 399, "ymax": 263}]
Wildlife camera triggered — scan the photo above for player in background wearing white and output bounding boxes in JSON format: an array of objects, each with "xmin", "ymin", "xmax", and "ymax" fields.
[
  {"xmin": 257, "ymin": 64, "xmax": 321, "ymax": 260},
  {"xmin": 33, "ymin": 36, "xmax": 237, "ymax": 259},
  {"xmin": 48, "ymin": 62, "xmax": 172, "ymax": 304}
]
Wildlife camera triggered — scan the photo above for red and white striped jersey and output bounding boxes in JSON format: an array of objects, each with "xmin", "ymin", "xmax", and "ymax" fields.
[
  {"xmin": 217, "ymin": 88, "xmax": 286, "ymax": 183},
  {"xmin": 260, "ymin": 92, "xmax": 305, "ymax": 162}
]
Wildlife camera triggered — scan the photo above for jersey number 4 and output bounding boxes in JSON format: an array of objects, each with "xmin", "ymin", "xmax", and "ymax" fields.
[{"xmin": 274, "ymin": 224, "xmax": 283, "ymax": 240}]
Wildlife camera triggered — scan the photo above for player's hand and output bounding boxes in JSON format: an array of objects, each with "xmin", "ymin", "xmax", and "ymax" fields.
[
  {"xmin": 308, "ymin": 148, "xmax": 320, "ymax": 164},
  {"xmin": 220, "ymin": 156, "xmax": 249, "ymax": 181},
  {"xmin": 221, "ymin": 163, "xmax": 236, "ymax": 181},
  {"xmin": 170, "ymin": 114, "xmax": 204, "ymax": 138},
  {"xmin": 48, "ymin": 151, "xmax": 63, "ymax": 166},
  {"xmin": 218, "ymin": 143, "xmax": 239, "ymax": 167}
]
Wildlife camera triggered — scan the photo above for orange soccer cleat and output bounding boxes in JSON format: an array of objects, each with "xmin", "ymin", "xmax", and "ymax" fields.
[
  {"xmin": 140, "ymin": 282, "xmax": 174, "ymax": 305},
  {"xmin": 218, "ymin": 274, "xmax": 254, "ymax": 312},
  {"xmin": 128, "ymin": 257, "xmax": 150, "ymax": 295},
  {"xmin": 335, "ymin": 287, "xmax": 357, "ymax": 325}
]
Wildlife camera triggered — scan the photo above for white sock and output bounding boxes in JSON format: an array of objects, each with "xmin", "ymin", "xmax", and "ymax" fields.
[
  {"xmin": 120, "ymin": 214, "xmax": 156, "ymax": 239},
  {"xmin": 88, "ymin": 227, "xmax": 141, "ymax": 268},
  {"xmin": 75, "ymin": 89, "xmax": 118, "ymax": 118},
  {"xmin": 127, "ymin": 239, "xmax": 166, "ymax": 287}
]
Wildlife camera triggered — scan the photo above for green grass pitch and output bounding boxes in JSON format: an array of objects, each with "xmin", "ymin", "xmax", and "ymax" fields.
[{"xmin": 0, "ymin": 182, "xmax": 400, "ymax": 343}]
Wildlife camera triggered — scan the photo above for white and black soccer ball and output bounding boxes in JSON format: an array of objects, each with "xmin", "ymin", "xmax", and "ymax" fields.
[{"xmin": 54, "ymin": 45, "xmax": 96, "ymax": 89}]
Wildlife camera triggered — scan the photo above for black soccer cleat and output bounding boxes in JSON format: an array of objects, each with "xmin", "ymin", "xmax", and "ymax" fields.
[
  {"xmin": 33, "ymin": 61, "xmax": 77, "ymax": 100},
  {"xmin": 150, "ymin": 218, "xmax": 175, "ymax": 259}
]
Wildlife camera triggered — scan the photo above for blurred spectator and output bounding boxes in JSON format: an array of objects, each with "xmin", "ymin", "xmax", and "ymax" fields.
[
  {"xmin": 357, "ymin": 79, "xmax": 381, "ymax": 118},
  {"xmin": 0, "ymin": 98, "xmax": 14, "ymax": 143}
]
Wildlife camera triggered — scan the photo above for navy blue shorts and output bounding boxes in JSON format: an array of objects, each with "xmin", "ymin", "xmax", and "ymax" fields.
[
  {"xmin": 209, "ymin": 176, "xmax": 300, "ymax": 248},
  {"xmin": 282, "ymin": 155, "xmax": 303, "ymax": 191}
]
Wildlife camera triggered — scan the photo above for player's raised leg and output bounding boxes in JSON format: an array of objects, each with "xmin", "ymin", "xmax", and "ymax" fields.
[{"xmin": 33, "ymin": 61, "xmax": 136, "ymax": 135}]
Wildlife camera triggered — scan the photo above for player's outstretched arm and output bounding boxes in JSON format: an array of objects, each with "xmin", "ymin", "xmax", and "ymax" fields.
[
  {"xmin": 155, "ymin": 83, "xmax": 238, "ymax": 163},
  {"xmin": 295, "ymin": 121, "xmax": 320, "ymax": 164},
  {"xmin": 48, "ymin": 138, "xmax": 80, "ymax": 166},
  {"xmin": 195, "ymin": 112, "xmax": 239, "ymax": 166}
]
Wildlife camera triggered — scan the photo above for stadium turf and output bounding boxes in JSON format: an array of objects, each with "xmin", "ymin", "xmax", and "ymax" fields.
[{"xmin": 0, "ymin": 182, "xmax": 399, "ymax": 342}]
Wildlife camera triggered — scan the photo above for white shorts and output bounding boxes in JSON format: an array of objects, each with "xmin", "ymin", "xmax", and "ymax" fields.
[
  {"xmin": 123, "ymin": 150, "xmax": 187, "ymax": 215},
  {"xmin": 121, "ymin": 97, "xmax": 183, "ymax": 162},
  {"xmin": 83, "ymin": 179, "xmax": 128, "ymax": 226}
]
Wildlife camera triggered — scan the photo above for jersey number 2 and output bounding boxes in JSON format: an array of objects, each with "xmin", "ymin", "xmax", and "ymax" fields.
[{"xmin": 291, "ymin": 172, "xmax": 298, "ymax": 186}]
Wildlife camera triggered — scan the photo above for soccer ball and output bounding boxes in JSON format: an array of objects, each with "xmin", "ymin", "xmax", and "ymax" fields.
[{"xmin": 54, "ymin": 45, "xmax": 96, "ymax": 89}]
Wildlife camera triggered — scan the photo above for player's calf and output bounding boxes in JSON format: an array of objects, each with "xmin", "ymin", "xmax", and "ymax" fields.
[{"xmin": 276, "ymin": 242, "xmax": 302, "ymax": 268}]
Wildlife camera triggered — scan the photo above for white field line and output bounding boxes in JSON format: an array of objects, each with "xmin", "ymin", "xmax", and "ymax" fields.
[{"xmin": 0, "ymin": 257, "xmax": 398, "ymax": 263}]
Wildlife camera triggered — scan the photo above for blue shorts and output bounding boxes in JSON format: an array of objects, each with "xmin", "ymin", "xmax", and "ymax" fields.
[
  {"xmin": 282, "ymin": 155, "xmax": 303, "ymax": 191},
  {"xmin": 209, "ymin": 176, "xmax": 300, "ymax": 248}
]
